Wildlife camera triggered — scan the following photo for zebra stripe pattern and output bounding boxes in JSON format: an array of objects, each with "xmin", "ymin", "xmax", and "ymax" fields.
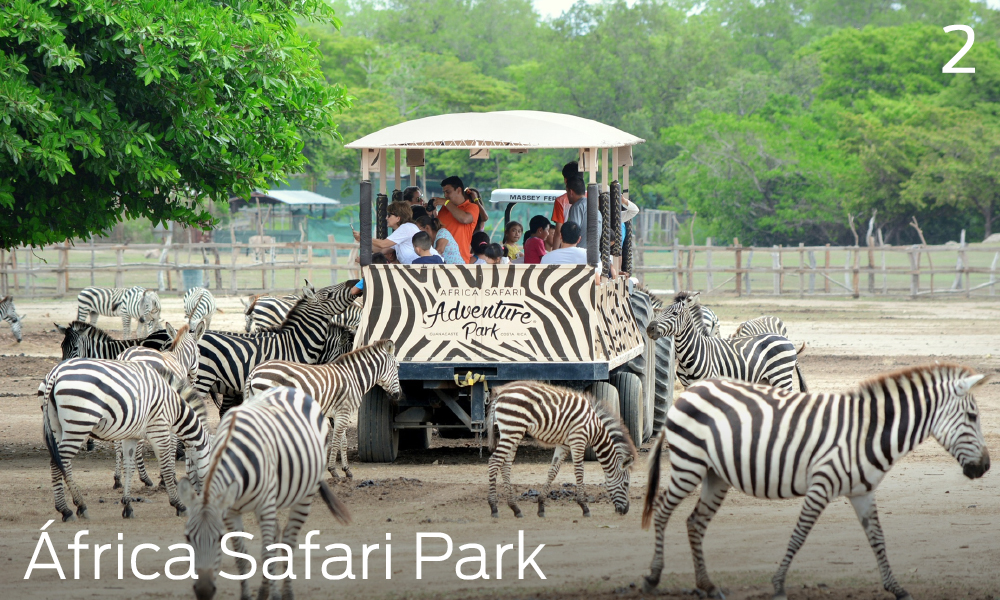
[
  {"xmin": 640, "ymin": 284, "xmax": 719, "ymax": 337},
  {"xmin": 486, "ymin": 381, "xmax": 637, "ymax": 518},
  {"xmin": 648, "ymin": 291, "xmax": 801, "ymax": 391},
  {"xmin": 76, "ymin": 286, "xmax": 161, "ymax": 338},
  {"xmin": 183, "ymin": 287, "xmax": 217, "ymax": 331},
  {"xmin": 241, "ymin": 293, "xmax": 297, "ymax": 333},
  {"xmin": 0, "ymin": 295, "xmax": 23, "ymax": 342},
  {"xmin": 246, "ymin": 339, "xmax": 401, "ymax": 480},
  {"xmin": 177, "ymin": 387, "xmax": 351, "ymax": 600},
  {"xmin": 641, "ymin": 365, "xmax": 991, "ymax": 599},
  {"xmin": 57, "ymin": 320, "xmax": 171, "ymax": 360},
  {"xmin": 730, "ymin": 315, "xmax": 808, "ymax": 392},
  {"xmin": 41, "ymin": 358, "xmax": 211, "ymax": 520}
]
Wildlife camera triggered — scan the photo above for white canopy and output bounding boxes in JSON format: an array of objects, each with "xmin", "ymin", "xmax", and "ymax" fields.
[
  {"xmin": 259, "ymin": 190, "xmax": 340, "ymax": 205},
  {"xmin": 345, "ymin": 111, "xmax": 645, "ymax": 150},
  {"xmin": 489, "ymin": 189, "xmax": 565, "ymax": 204}
]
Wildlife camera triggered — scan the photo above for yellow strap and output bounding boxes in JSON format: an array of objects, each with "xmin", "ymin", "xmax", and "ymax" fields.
[{"xmin": 453, "ymin": 371, "xmax": 488, "ymax": 394}]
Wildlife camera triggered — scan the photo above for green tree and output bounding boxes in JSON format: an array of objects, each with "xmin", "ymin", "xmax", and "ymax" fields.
[{"xmin": 0, "ymin": 0, "xmax": 348, "ymax": 248}]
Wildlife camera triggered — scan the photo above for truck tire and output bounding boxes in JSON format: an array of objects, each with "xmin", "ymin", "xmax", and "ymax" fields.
[
  {"xmin": 585, "ymin": 381, "xmax": 619, "ymax": 461},
  {"xmin": 620, "ymin": 287, "xmax": 655, "ymax": 443},
  {"xmin": 652, "ymin": 336, "xmax": 676, "ymax": 437},
  {"xmin": 399, "ymin": 428, "xmax": 432, "ymax": 451},
  {"xmin": 609, "ymin": 371, "xmax": 642, "ymax": 448},
  {"xmin": 358, "ymin": 387, "xmax": 398, "ymax": 462}
]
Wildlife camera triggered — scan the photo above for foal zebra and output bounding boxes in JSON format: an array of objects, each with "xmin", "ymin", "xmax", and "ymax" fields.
[
  {"xmin": 57, "ymin": 320, "xmax": 170, "ymax": 360},
  {"xmin": 178, "ymin": 387, "xmax": 351, "ymax": 600},
  {"xmin": 76, "ymin": 286, "xmax": 161, "ymax": 338},
  {"xmin": 246, "ymin": 339, "xmax": 401, "ymax": 480},
  {"xmin": 641, "ymin": 365, "xmax": 991, "ymax": 599},
  {"xmin": 729, "ymin": 315, "xmax": 808, "ymax": 392},
  {"xmin": 42, "ymin": 359, "xmax": 212, "ymax": 520},
  {"xmin": 487, "ymin": 381, "xmax": 637, "ymax": 518},
  {"xmin": 183, "ymin": 287, "xmax": 218, "ymax": 331},
  {"xmin": 0, "ymin": 295, "xmax": 23, "ymax": 342},
  {"xmin": 648, "ymin": 292, "xmax": 803, "ymax": 391}
]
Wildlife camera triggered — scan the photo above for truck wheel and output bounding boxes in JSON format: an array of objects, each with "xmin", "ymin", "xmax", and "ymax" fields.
[
  {"xmin": 585, "ymin": 382, "xmax": 619, "ymax": 461},
  {"xmin": 652, "ymin": 336, "xmax": 676, "ymax": 437},
  {"xmin": 399, "ymin": 428, "xmax": 432, "ymax": 451},
  {"xmin": 623, "ymin": 287, "xmax": 655, "ymax": 443},
  {"xmin": 609, "ymin": 371, "xmax": 642, "ymax": 448},
  {"xmin": 358, "ymin": 387, "xmax": 398, "ymax": 462}
]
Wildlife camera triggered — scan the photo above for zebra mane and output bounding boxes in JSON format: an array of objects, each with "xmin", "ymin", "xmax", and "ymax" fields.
[
  {"xmin": 0, "ymin": 295, "xmax": 10, "ymax": 304},
  {"xmin": 68, "ymin": 320, "xmax": 113, "ymax": 341},
  {"xmin": 244, "ymin": 294, "xmax": 264, "ymax": 315},
  {"xmin": 856, "ymin": 363, "xmax": 976, "ymax": 397},
  {"xmin": 168, "ymin": 324, "xmax": 190, "ymax": 350},
  {"xmin": 634, "ymin": 283, "xmax": 667, "ymax": 311},
  {"xmin": 332, "ymin": 338, "xmax": 393, "ymax": 364},
  {"xmin": 671, "ymin": 292, "xmax": 710, "ymax": 336},
  {"xmin": 259, "ymin": 297, "xmax": 310, "ymax": 333},
  {"xmin": 593, "ymin": 401, "xmax": 638, "ymax": 462}
]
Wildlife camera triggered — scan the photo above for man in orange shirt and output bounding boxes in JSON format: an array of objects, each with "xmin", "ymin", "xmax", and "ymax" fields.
[
  {"xmin": 547, "ymin": 161, "xmax": 579, "ymax": 251},
  {"xmin": 433, "ymin": 176, "xmax": 478, "ymax": 263}
]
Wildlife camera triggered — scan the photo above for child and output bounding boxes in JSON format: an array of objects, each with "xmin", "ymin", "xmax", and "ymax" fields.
[
  {"xmin": 411, "ymin": 231, "xmax": 444, "ymax": 264},
  {"xmin": 484, "ymin": 243, "xmax": 505, "ymax": 265},
  {"xmin": 470, "ymin": 231, "xmax": 491, "ymax": 264},
  {"xmin": 523, "ymin": 215, "xmax": 551, "ymax": 264},
  {"xmin": 503, "ymin": 221, "xmax": 523, "ymax": 261},
  {"xmin": 415, "ymin": 215, "xmax": 463, "ymax": 264}
]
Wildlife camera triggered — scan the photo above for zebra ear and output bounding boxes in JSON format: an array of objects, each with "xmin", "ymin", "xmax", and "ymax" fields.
[
  {"xmin": 55, "ymin": 323, "xmax": 66, "ymax": 334},
  {"xmin": 376, "ymin": 339, "xmax": 395, "ymax": 355},
  {"xmin": 240, "ymin": 296, "xmax": 250, "ymax": 309},
  {"xmin": 956, "ymin": 374, "xmax": 987, "ymax": 396},
  {"xmin": 192, "ymin": 320, "xmax": 207, "ymax": 340},
  {"xmin": 222, "ymin": 481, "xmax": 241, "ymax": 507},
  {"xmin": 302, "ymin": 286, "xmax": 316, "ymax": 301},
  {"xmin": 165, "ymin": 321, "xmax": 177, "ymax": 338},
  {"xmin": 177, "ymin": 477, "xmax": 198, "ymax": 507}
]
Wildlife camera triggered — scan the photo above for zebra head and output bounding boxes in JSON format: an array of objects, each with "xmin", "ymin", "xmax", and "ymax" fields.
[
  {"xmin": 165, "ymin": 321, "xmax": 207, "ymax": 384},
  {"xmin": 178, "ymin": 477, "xmax": 239, "ymax": 600},
  {"xmin": 373, "ymin": 339, "xmax": 402, "ymax": 400},
  {"xmin": 0, "ymin": 296, "xmax": 21, "ymax": 342},
  {"xmin": 932, "ymin": 368, "xmax": 991, "ymax": 479},
  {"xmin": 137, "ymin": 290, "xmax": 162, "ymax": 336},
  {"xmin": 593, "ymin": 404, "xmax": 638, "ymax": 515},
  {"xmin": 647, "ymin": 291, "xmax": 700, "ymax": 340},
  {"xmin": 56, "ymin": 323, "xmax": 80, "ymax": 359},
  {"xmin": 240, "ymin": 295, "xmax": 257, "ymax": 333}
]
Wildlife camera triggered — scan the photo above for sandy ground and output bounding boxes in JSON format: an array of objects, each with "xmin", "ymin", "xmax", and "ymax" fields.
[{"xmin": 0, "ymin": 296, "xmax": 998, "ymax": 600}]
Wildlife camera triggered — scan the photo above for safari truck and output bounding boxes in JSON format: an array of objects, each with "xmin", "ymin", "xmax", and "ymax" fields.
[{"xmin": 346, "ymin": 110, "xmax": 674, "ymax": 461}]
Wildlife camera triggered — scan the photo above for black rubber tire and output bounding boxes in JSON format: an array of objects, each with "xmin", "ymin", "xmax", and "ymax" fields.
[
  {"xmin": 624, "ymin": 287, "xmax": 655, "ymax": 443},
  {"xmin": 609, "ymin": 371, "xmax": 642, "ymax": 448},
  {"xmin": 399, "ymin": 428, "xmax": 432, "ymax": 451},
  {"xmin": 585, "ymin": 381, "xmax": 619, "ymax": 461},
  {"xmin": 652, "ymin": 336, "xmax": 676, "ymax": 437},
  {"xmin": 358, "ymin": 387, "xmax": 398, "ymax": 463}
]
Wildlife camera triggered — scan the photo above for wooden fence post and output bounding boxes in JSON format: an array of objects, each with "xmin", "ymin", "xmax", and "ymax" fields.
[
  {"xmin": 843, "ymin": 250, "xmax": 851, "ymax": 294},
  {"xmin": 824, "ymin": 244, "xmax": 830, "ymax": 293},
  {"xmin": 867, "ymin": 235, "xmax": 876, "ymax": 294},
  {"xmin": 808, "ymin": 250, "xmax": 816, "ymax": 294},
  {"xmin": 990, "ymin": 252, "xmax": 998, "ymax": 297},
  {"xmin": 798, "ymin": 243, "xmax": 805, "ymax": 297},
  {"xmin": 705, "ymin": 237, "xmax": 713, "ymax": 292},
  {"xmin": 0, "ymin": 249, "xmax": 6, "ymax": 296},
  {"xmin": 852, "ymin": 245, "xmax": 860, "ymax": 299},
  {"xmin": 772, "ymin": 245, "xmax": 781, "ymax": 295},
  {"xmin": 10, "ymin": 249, "xmax": 18, "ymax": 292},
  {"xmin": 115, "ymin": 247, "xmax": 124, "ymax": 288},
  {"xmin": 328, "ymin": 235, "xmax": 338, "ymax": 286},
  {"xmin": 57, "ymin": 241, "xmax": 69, "ymax": 296},
  {"xmin": 909, "ymin": 246, "xmax": 919, "ymax": 297},
  {"xmin": 952, "ymin": 229, "xmax": 966, "ymax": 293},
  {"xmin": 671, "ymin": 238, "xmax": 679, "ymax": 292},
  {"xmin": 292, "ymin": 242, "xmax": 301, "ymax": 289},
  {"xmin": 745, "ymin": 250, "xmax": 754, "ymax": 295},
  {"xmin": 734, "ymin": 238, "xmax": 742, "ymax": 297},
  {"xmin": 686, "ymin": 242, "xmax": 695, "ymax": 291}
]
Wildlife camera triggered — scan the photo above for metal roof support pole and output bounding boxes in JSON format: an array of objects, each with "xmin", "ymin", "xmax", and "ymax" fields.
[
  {"xmin": 602, "ymin": 148, "xmax": 609, "ymax": 193},
  {"xmin": 379, "ymin": 150, "xmax": 388, "ymax": 195},
  {"xmin": 587, "ymin": 182, "xmax": 599, "ymax": 267},
  {"xmin": 360, "ymin": 180, "xmax": 373, "ymax": 267},
  {"xmin": 394, "ymin": 149, "xmax": 401, "ymax": 192}
]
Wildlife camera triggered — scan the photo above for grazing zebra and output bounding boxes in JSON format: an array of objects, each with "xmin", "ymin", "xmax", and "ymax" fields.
[
  {"xmin": 641, "ymin": 365, "xmax": 991, "ymax": 599},
  {"xmin": 246, "ymin": 339, "xmax": 401, "ymax": 480},
  {"xmin": 183, "ymin": 287, "xmax": 218, "ymax": 331},
  {"xmin": 648, "ymin": 292, "xmax": 803, "ymax": 391},
  {"xmin": 730, "ymin": 315, "xmax": 809, "ymax": 392},
  {"xmin": 0, "ymin": 295, "xmax": 23, "ymax": 343},
  {"xmin": 240, "ymin": 293, "xmax": 297, "ymax": 333},
  {"xmin": 75, "ymin": 286, "xmax": 160, "ymax": 338},
  {"xmin": 640, "ymin": 284, "xmax": 720, "ymax": 336},
  {"xmin": 177, "ymin": 387, "xmax": 351, "ymax": 600},
  {"xmin": 195, "ymin": 281, "xmax": 359, "ymax": 415},
  {"xmin": 486, "ymin": 381, "xmax": 637, "ymax": 518},
  {"xmin": 41, "ymin": 358, "xmax": 212, "ymax": 520},
  {"xmin": 56, "ymin": 320, "xmax": 171, "ymax": 360}
]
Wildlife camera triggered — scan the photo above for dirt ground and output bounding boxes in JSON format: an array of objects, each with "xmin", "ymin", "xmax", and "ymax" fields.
[{"xmin": 0, "ymin": 296, "xmax": 998, "ymax": 600}]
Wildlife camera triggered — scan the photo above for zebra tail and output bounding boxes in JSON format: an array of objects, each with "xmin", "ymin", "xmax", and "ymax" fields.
[
  {"xmin": 796, "ymin": 342, "xmax": 808, "ymax": 392},
  {"xmin": 42, "ymin": 396, "xmax": 67, "ymax": 480},
  {"xmin": 642, "ymin": 427, "xmax": 668, "ymax": 530},
  {"xmin": 318, "ymin": 480, "xmax": 352, "ymax": 525}
]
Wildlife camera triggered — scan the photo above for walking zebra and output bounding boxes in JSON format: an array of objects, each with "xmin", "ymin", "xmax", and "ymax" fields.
[
  {"xmin": 730, "ymin": 315, "xmax": 808, "ymax": 392},
  {"xmin": 183, "ymin": 287, "xmax": 218, "ymax": 331},
  {"xmin": 641, "ymin": 365, "xmax": 990, "ymax": 599},
  {"xmin": 195, "ymin": 281, "xmax": 358, "ymax": 415},
  {"xmin": 486, "ymin": 381, "xmax": 637, "ymax": 518},
  {"xmin": 0, "ymin": 295, "xmax": 23, "ymax": 343},
  {"xmin": 648, "ymin": 292, "xmax": 803, "ymax": 391},
  {"xmin": 177, "ymin": 387, "xmax": 351, "ymax": 600},
  {"xmin": 42, "ymin": 358, "xmax": 212, "ymax": 520},
  {"xmin": 76, "ymin": 286, "xmax": 161, "ymax": 338},
  {"xmin": 246, "ymin": 339, "xmax": 401, "ymax": 480},
  {"xmin": 240, "ymin": 293, "xmax": 297, "ymax": 333},
  {"xmin": 57, "ymin": 320, "xmax": 171, "ymax": 360}
]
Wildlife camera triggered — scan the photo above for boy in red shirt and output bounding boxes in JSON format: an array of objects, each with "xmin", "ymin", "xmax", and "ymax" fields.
[{"xmin": 432, "ymin": 176, "xmax": 478, "ymax": 264}]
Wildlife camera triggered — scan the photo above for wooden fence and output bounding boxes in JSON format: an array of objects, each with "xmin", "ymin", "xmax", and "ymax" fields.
[{"xmin": 1, "ymin": 238, "xmax": 998, "ymax": 299}]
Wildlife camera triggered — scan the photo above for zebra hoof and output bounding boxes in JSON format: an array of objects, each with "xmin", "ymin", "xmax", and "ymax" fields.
[
  {"xmin": 343, "ymin": 469, "xmax": 353, "ymax": 480},
  {"xmin": 895, "ymin": 595, "xmax": 913, "ymax": 600},
  {"xmin": 770, "ymin": 594, "xmax": 787, "ymax": 600},
  {"xmin": 641, "ymin": 575, "xmax": 660, "ymax": 594},
  {"xmin": 113, "ymin": 480, "xmax": 123, "ymax": 490},
  {"xmin": 142, "ymin": 479, "xmax": 155, "ymax": 488},
  {"xmin": 85, "ymin": 439, "xmax": 95, "ymax": 452},
  {"xmin": 61, "ymin": 509, "xmax": 75, "ymax": 522},
  {"xmin": 77, "ymin": 506, "xmax": 89, "ymax": 520},
  {"xmin": 122, "ymin": 506, "xmax": 134, "ymax": 519},
  {"xmin": 491, "ymin": 511, "xmax": 499, "ymax": 519},
  {"xmin": 513, "ymin": 510, "xmax": 524, "ymax": 519},
  {"xmin": 176, "ymin": 505, "xmax": 187, "ymax": 517}
]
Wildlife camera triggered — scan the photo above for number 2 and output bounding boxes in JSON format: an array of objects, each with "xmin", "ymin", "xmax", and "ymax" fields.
[{"xmin": 943, "ymin": 25, "xmax": 975, "ymax": 73}]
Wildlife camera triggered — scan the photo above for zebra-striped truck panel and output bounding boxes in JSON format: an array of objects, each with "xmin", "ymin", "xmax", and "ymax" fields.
[
  {"xmin": 177, "ymin": 387, "xmax": 351, "ymax": 600},
  {"xmin": 487, "ymin": 381, "xmax": 637, "ymax": 518},
  {"xmin": 246, "ymin": 340, "xmax": 401, "ymax": 480},
  {"xmin": 183, "ymin": 287, "xmax": 217, "ymax": 332},
  {"xmin": 0, "ymin": 295, "xmax": 23, "ymax": 342},
  {"xmin": 356, "ymin": 264, "xmax": 643, "ymax": 367},
  {"xmin": 641, "ymin": 365, "xmax": 991, "ymax": 598},
  {"xmin": 41, "ymin": 359, "xmax": 211, "ymax": 521}
]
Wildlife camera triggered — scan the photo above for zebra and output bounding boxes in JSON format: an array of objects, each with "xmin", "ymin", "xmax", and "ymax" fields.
[
  {"xmin": 240, "ymin": 293, "xmax": 297, "ymax": 333},
  {"xmin": 246, "ymin": 339, "xmax": 401, "ymax": 480},
  {"xmin": 648, "ymin": 291, "xmax": 803, "ymax": 391},
  {"xmin": 177, "ymin": 387, "xmax": 351, "ymax": 600},
  {"xmin": 486, "ymin": 381, "xmax": 637, "ymax": 518},
  {"xmin": 0, "ymin": 295, "xmax": 23, "ymax": 343},
  {"xmin": 113, "ymin": 321, "xmax": 208, "ymax": 491},
  {"xmin": 641, "ymin": 364, "xmax": 991, "ymax": 599},
  {"xmin": 640, "ymin": 284, "xmax": 719, "ymax": 337},
  {"xmin": 194, "ymin": 281, "xmax": 359, "ymax": 415},
  {"xmin": 75, "ymin": 286, "xmax": 160, "ymax": 338},
  {"xmin": 730, "ymin": 315, "xmax": 809, "ymax": 392},
  {"xmin": 41, "ymin": 358, "xmax": 212, "ymax": 520},
  {"xmin": 56, "ymin": 320, "xmax": 171, "ymax": 360},
  {"xmin": 183, "ymin": 287, "xmax": 218, "ymax": 331}
]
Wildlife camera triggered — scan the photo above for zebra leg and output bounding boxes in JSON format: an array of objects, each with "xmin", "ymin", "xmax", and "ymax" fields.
[
  {"xmin": 569, "ymin": 440, "xmax": 590, "ymax": 517},
  {"xmin": 113, "ymin": 441, "xmax": 123, "ymax": 490},
  {"xmin": 328, "ymin": 412, "xmax": 353, "ymax": 480},
  {"xmin": 487, "ymin": 430, "xmax": 522, "ymax": 518},
  {"xmin": 339, "ymin": 427, "xmax": 352, "ymax": 479},
  {"xmin": 643, "ymin": 468, "xmax": 703, "ymax": 593},
  {"xmin": 85, "ymin": 437, "xmax": 95, "ymax": 451},
  {"xmin": 686, "ymin": 470, "xmax": 729, "ymax": 599},
  {"xmin": 771, "ymin": 485, "xmax": 833, "ymax": 600},
  {"xmin": 501, "ymin": 452, "xmax": 522, "ymax": 518},
  {"xmin": 121, "ymin": 314, "xmax": 132, "ymax": 339},
  {"xmin": 50, "ymin": 459, "xmax": 74, "ymax": 522},
  {"xmin": 849, "ymin": 493, "xmax": 911, "ymax": 600},
  {"xmin": 255, "ymin": 501, "xmax": 280, "ymax": 600},
  {"xmin": 538, "ymin": 446, "xmax": 567, "ymax": 518},
  {"xmin": 135, "ymin": 440, "xmax": 155, "ymax": 488},
  {"xmin": 225, "ymin": 514, "xmax": 253, "ymax": 600},
  {"xmin": 325, "ymin": 434, "xmax": 341, "ymax": 481},
  {"xmin": 120, "ymin": 439, "xmax": 138, "ymax": 519},
  {"xmin": 277, "ymin": 497, "xmax": 313, "ymax": 600},
  {"xmin": 149, "ymin": 425, "xmax": 185, "ymax": 516}
]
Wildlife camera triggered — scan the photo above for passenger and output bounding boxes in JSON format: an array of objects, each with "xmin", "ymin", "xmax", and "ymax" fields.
[
  {"xmin": 541, "ymin": 221, "xmax": 587, "ymax": 265},
  {"xmin": 565, "ymin": 175, "xmax": 601, "ymax": 250},
  {"xmin": 416, "ymin": 216, "xmax": 463, "ymax": 265},
  {"xmin": 411, "ymin": 232, "xmax": 444, "ymax": 264},
  {"xmin": 432, "ymin": 176, "xmax": 478, "ymax": 264},
  {"xmin": 353, "ymin": 201, "xmax": 421, "ymax": 264},
  {"xmin": 545, "ymin": 161, "xmax": 579, "ymax": 251},
  {"xmin": 523, "ymin": 215, "xmax": 551, "ymax": 264},
  {"xmin": 502, "ymin": 221, "xmax": 523, "ymax": 261},
  {"xmin": 464, "ymin": 187, "xmax": 490, "ymax": 233},
  {"xmin": 484, "ymin": 243, "xmax": 505, "ymax": 265},
  {"xmin": 404, "ymin": 186, "xmax": 428, "ymax": 221},
  {"xmin": 470, "ymin": 231, "xmax": 491, "ymax": 264}
]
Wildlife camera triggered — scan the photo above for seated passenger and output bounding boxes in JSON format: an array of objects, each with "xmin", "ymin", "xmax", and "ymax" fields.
[
  {"xmin": 483, "ymin": 243, "xmax": 504, "ymax": 265},
  {"xmin": 470, "ymin": 231, "xmax": 491, "ymax": 264},
  {"xmin": 411, "ymin": 231, "xmax": 444, "ymax": 264},
  {"xmin": 541, "ymin": 221, "xmax": 588, "ymax": 265},
  {"xmin": 404, "ymin": 186, "xmax": 428, "ymax": 221},
  {"xmin": 352, "ymin": 201, "xmax": 420, "ymax": 264},
  {"xmin": 523, "ymin": 215, "xmax": 551, "ymax": 264},
  {"xmin": 416, "ymin": 215, "xmax": 463, "ymax": 264},
  {"xmin": 503, "ymin": 221, "xmax": 523, "ymax": 261}
]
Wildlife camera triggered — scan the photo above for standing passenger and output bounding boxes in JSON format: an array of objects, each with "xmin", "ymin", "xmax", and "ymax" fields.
[
  {"xmin": 433, "ymin": 176, "xmax": 478, "ymax": 264},
  {"xmin": 523, "ymin": 215, "xmax": 551, "ymax": 264}
]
